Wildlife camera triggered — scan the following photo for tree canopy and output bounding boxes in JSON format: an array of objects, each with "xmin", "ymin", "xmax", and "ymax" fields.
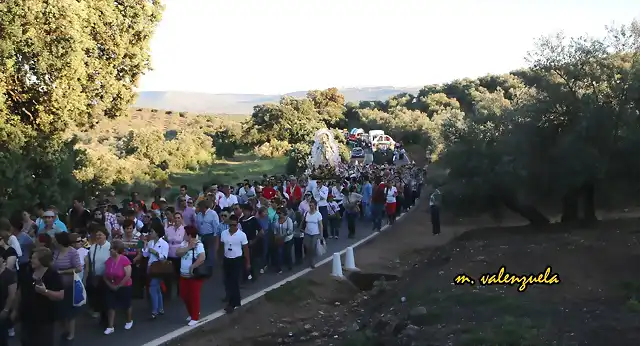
[{"xmin": 0, "ymin": 0, "xmax": 163, "ymax": 212}]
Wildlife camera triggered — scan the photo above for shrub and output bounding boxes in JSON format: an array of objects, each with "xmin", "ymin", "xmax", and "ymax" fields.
[
  {"xmin": 255, "ymin": 140, "xmax": 291, "ymax": 158},
  {"xmin": 286, "ymin": 142, "xmax": 312, "ymax": 175}
]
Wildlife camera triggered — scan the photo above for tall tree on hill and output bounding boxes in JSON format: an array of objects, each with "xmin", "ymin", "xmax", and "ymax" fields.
[
  {"xmin": 306, "ymin": 88, "xmax": 347, "ymax": 127},
  {"xmin": 0, "ymin": 0, "xmax": 163, "ymax": 214}
]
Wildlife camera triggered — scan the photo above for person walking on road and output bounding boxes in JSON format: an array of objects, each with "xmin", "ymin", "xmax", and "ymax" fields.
[
  {"xmin": 429, "ymin": 187, "xmax": 442, "ymax": 235},
  {"xmin": 370, "ymin": 177, "xmax": 386, "ymax": 232},
  {"xmin": 219, "ymin": 215, "xmax": 250, "ymax": 314}
]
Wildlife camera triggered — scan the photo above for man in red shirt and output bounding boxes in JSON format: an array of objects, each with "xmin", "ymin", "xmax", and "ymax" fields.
[
  {"xmin": 286, "ymin": 177, "xmax": 303, "ymax": 209},
  {"xmin": 262, "ymin": 182, "xmax": 277, "ymax": 200}
]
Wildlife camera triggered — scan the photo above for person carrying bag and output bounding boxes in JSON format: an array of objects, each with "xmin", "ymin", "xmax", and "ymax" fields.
[
  {"xmin": 175, "ymin": 226, "xmax": 208, "ymax": 326},
  {"xmin": 84, "ymin": 228, "xmax": 110, "ymax": 327}
]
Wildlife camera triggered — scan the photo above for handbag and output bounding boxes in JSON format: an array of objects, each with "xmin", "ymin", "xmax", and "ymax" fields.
[
  {"xmin": 72, "ymin": 272, "xmax": 87, "ymax": 307},
  {"xmin": 86, "ymin": 245, "xmax": 101, "ymax": 286},
  {"xmin": 329, "ymin": 204, "xmax": 341, "ymax": 219},
  {"xmin": 148, "ymin": 260, "xmax": 174, "ymax": 278},
  {"xmin": 315, "ymin": 238, "xmax": 327, "ymax": 256},
  {"xmin": 191, "ymin": 248, "xmax": 212, "ymax": 279}
]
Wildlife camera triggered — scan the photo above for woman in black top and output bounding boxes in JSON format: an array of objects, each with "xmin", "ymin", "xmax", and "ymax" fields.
[
  {"xmin": 0, "ymin": 232, "xmax": 17, "ymax": 272},
  {"xmin": 0, "ymin": 248, "xmax": 17, "ymax": 346},
  {"xmin": 13, "ymin": 247, "xmax": 64, "ymax": 346}
]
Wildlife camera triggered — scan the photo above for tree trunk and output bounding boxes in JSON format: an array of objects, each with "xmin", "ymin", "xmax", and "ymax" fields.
[
  {"xmin": 500, "ymin": 193, "xmax": 550, "ymax": 226},
  {"xmin": 581, "ymin": 181, "xmax": 598, "ymax": 223},
  {"xmin": 561, "ymin": 189, "xmax": 580, "ymax": 223}
]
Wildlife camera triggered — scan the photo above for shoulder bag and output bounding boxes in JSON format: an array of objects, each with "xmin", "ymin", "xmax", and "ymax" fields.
[
  {"xmin": 148, "ymin": 242, "xmax": 174, "ymax": 278},
  {"xmin": 191, "ymin": 247, "xmax": 212, "ymax": 279}
]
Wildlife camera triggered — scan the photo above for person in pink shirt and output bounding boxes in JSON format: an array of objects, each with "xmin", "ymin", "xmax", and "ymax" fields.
[
  {"xmin": 103, "ymin": 240, "xmax": 133, "ymax": 335},
  {"xmin": 182, "ymin": 199, "xmax": 197, "ymax": 227},
  {"xmin": 165, "ymin": 211, "xmax": 186, "ymax": 298}
]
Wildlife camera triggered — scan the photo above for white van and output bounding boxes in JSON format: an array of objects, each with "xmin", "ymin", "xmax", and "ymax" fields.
[{"xmin": 368, "ymin": 130, "xmax": 384, "ymax": 142}]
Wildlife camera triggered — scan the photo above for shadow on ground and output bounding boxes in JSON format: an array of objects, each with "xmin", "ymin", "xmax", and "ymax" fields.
[{"xmin": 339, "ymin": 217, "xmax": 640, "ymax": 346}]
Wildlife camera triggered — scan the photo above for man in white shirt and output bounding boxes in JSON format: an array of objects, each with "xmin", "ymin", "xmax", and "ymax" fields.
[
  {"xmin": 218, "ymin": 185, "xmax": 239, "ymax": 209},
  {"xmin": 312, "ymin": 179, "xmax": 329, "ymax": 237}
]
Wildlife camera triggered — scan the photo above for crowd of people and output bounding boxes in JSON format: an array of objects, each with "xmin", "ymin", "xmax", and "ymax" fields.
[{"xmin": 0, "ymin": 159, "xmax": 425, "ymax": 345}]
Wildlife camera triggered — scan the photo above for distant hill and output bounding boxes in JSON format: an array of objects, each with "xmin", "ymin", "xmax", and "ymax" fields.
[{"xmin": 134, "ymin": 87, "xmax": 420, "ymax": 114}]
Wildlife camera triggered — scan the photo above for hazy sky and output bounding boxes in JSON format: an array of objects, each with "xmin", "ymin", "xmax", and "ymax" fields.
[{"xmin": 137, "ymin": 0, "xmax": 639, "ymax": 95}]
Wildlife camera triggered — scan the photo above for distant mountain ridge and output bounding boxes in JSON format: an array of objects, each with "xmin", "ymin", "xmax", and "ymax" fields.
[{"xmin": 134, "ymin": 86, "xmax": 420, "ymax": 114}]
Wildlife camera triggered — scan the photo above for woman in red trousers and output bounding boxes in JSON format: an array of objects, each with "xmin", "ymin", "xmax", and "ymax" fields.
[
  {"xmin": 175, "ymin": 226, "xmax": 206, "ymax": 326},
  {"xmin": 384, "ymin": 180, "xmax": 398, "ymax": 225}
]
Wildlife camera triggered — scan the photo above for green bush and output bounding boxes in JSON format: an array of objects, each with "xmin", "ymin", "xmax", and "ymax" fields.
[
  {"xmin": 74, "ymin": 128, "xmax": 214, "ymax": 194},
  {"xmin": 255, "ymin": 140, "xmax": 291, "ymax": 158},
  {"xmin": 286, "ymin": 142, "xmax": 312, "ymax": 175}
]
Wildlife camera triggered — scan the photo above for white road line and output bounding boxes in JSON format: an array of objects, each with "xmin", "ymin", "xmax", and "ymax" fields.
[{"xmin": 143, "ymin": 210, "xmax": 413, "ymax": 346}]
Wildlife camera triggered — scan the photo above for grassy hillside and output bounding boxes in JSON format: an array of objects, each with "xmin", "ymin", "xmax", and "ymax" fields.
[
  {"xmin": 134, "ymin": 86, "xmax": 420, "ymax": 114},
  {"xmin": 73, "ymin": 108, "xmax": 286, "ymax": 199}
]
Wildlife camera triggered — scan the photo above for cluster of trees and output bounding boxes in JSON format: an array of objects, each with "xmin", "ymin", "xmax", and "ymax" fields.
[
  {"xmin": 71, "ymin": 110, "xmax": 246, "ymax": 195},
  {"xmin": 239, "ymin": 21, "xmax": 640, "ymax": 225},
  {"xmin": 74, "ymin": 126, "xmax": 217, "ymax": 193}
]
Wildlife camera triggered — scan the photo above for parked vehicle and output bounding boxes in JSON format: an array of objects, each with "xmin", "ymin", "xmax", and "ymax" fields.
[
  {"xmin": 348, "ymin": 128, "xmax": 365, "ymax": 142},
  {"xmin": 351, "ymin": 147, "xmax": 365, "ymax": 158},
  {"xmin": 368, "ymin": 130, "xmax": 384, "ymax": 142},
  {"xmin": 371, "ymin": 134, "xmax": 395, "ymax": 152}
]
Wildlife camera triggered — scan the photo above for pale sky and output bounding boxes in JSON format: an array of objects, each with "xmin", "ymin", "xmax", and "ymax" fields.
[{"xmin": 138, "ymin": 0, "xmax": 639, "ymax": 95}]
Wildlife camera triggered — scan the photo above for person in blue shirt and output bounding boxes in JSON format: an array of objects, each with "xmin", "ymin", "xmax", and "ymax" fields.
[
  {"xmin": 361, "ymin": 176, "xmax": 373, "ymax": 220},
  {"xmin": 256, "ymin": 207, "xmax": 272, "ymax": 273},
  {"xmin": 36, "ymin": 210, "xmax": 67, "ymax": 235},
  {"xmin": 34, "ymin": 203, "xmax": 68, "ymax": 233},
  {"xmin": 195, "ymin": 199, "xmax": 220, "ymax": 266}
]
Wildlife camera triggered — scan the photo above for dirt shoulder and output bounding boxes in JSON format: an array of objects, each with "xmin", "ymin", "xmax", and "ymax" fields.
[{"xmin": 335, "ymin": 216, "xmax": 640, "ymax": 346}]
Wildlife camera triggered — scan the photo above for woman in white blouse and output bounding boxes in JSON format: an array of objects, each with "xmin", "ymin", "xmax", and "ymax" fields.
[
  {"xmin": 174, "ymin": 226, "xmax": 206, "ymax": 326},
  {"xmin": 142, "ymin": 224, "xmax": 169, "ymax": 319},
  {"xmin": 84, "ymin": 228, "xmax": 111, "ymax": 325}
]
